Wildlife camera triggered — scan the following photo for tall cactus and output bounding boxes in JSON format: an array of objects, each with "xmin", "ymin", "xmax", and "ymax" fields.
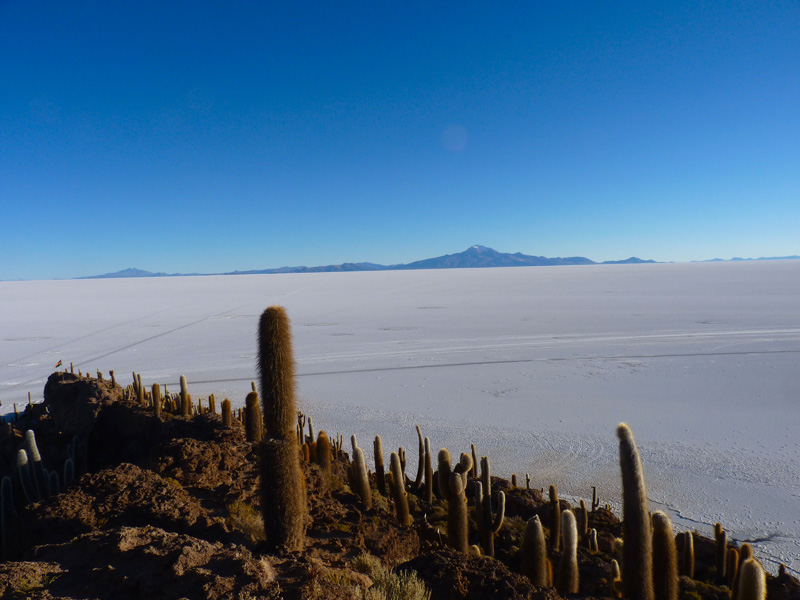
[
  {"xmin": 152, "ymin": 383, "xmax": 162, "ymax": 418},
  {"xmin": 556, "ymin": 509, "xmax": 579, "ymax": 594},
  {"xmin": 389, "ymin": 451, "xmax": 410, "ymax": 525},
  {"xmin": 180, "ymin": 375, "xmax": 190, "ymax": 417},
  {"xmin": 258, "ymin": 306, "xmax": 306, "ymax": 552},
  {"xmin": 475, "ymin": 456, "xmax": 504, "ymax": 557},
  {"xmin": 350, "ymin": 435, "xmax": 372, "ymax": 509},
  {"xmin": 549, "ymin": 484, "xmax": 561, "ymax": 552},
  {"xmin": 714, "ymin": 523, "xmax": 727, "ymax": 581},
  {"xmin": 374, "ymin": 435, "xmax": 386, "ymax": 496},
  {"xmin": 520, "ymin": 515, "xmax": 548, "ymax": 587},
  {"xmin": 651, "ymin": 511, "xmax": 678, "ymax": 600},
  {"xmin": 438, "ymin": 448, "xmax": 472, "ymax": 552},
  {"xmin": 423, "ymin": 437, "xmax": 433, "ymax": 503},
  {"xmin": 617, "ymin": 422, "xmax": 654, "ymax": 600},
  {"xmin": 447, "ymin": 472, "xmax": 469, "ymax": 553}
]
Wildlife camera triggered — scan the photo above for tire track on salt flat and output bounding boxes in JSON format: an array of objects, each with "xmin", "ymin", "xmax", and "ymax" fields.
[{"xmin": 2, "ymin": 305, "xmax": 250, "ymax": 393}]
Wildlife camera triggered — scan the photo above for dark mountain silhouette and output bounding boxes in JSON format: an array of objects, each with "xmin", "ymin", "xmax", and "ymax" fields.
[
  {"xmin": 81, "ymin": 246, "xmax": 660, "ymax": 279},
  {"xmin": 386, "ymin": 245, "xmax": 598, "ymax": 269}
]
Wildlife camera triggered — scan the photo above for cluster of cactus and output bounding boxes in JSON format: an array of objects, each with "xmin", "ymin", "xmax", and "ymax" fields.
[
  {"xmin": 1, "ymin": 429, "xmax": 77, "ymax": 559},
  {"xmin": 613, "ymin": 423, "xmax": 768, "ymax": 600},
  {"xmin": 35, "ymin": 315, "xmax": 782, "ymax": 594}
]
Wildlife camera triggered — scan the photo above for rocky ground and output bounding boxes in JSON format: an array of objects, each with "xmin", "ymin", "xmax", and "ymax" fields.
[{"xmin": 0, "ymin": 371, "xmax": 797, "ymax": 600}]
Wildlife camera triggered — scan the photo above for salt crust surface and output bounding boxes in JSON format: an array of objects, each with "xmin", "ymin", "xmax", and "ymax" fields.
[{"xmin": 2, "ymin": 261, "xmax": 799, "ymax": 572}]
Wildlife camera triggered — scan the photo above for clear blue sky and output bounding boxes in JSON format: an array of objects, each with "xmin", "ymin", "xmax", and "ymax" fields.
[{"xmin": 2, "ymin": 1, "xmax": 799, "ymax": 280}]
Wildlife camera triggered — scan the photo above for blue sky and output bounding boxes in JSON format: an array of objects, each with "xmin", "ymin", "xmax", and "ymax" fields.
[{"xmin": 2, "ymin": 1, "xmax": 799, "ymax": 280}]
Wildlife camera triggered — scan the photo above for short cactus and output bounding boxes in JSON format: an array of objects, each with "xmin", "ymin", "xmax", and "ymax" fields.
[
  {"xmin": 736, "ymin": 558, "xmax": 766, "ymax": 600},
  {"xmin": 26, "ymin": 430, "xmax": 47, "ymax": 500},
  {"xmin": 726, "ymin": 547, "xmax": 740, "ymax": 589},
  {"xmin": 651, "ymin": 511, "xmax": 678, "ymax": 600},
  {"xmin": 244, "ymin": 391, "xmax": 263, "ymax": 442},
  {"xmin": 423, "ymin": 437, "xmax": 433, "ymax": 503},
  {"xmin": 16, "ymin": 449, "xmax": 36, "ymax": 505},
  {"xmin": 520, "ymin": 515, "xmax": 548, "ymax": 587},
  {"xmin": 556, "ymin": 509, "xmax": 579, "ymax": 594},
  {"xmin": 315, "ymin": 430, "xmax": 332, "ymax": 478},
  {"xmin": 682, "ymin": 531, "xmax": 695, "ymax": 579},
  {"xmin": 222, "ymin": 398, "xmax": 232, "ymax": 428}
]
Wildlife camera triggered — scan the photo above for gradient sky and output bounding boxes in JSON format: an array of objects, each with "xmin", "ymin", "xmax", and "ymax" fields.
[{"xmin": 2, "ymin": 1, "xmax": 799, "ymax": 280}]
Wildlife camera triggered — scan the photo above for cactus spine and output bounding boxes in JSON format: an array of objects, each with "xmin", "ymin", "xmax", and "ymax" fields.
[
  {"xmin": 651, "ymin": 511, "xmax": 678, "ymax": 600},
  {"xmin": 617, "ymin": 422, "xmax": 654, "ymax": 600},
  {"xmin": 556, "ymin": 509, "xmax": 579, "ymax": 594},
  {"xmin": 258, "ymin": 306, "xmax": 306, "ymax": 552},
  {"xmin": 389, "ymin": 451, "xmax": 410, "ymax": 525},
  {"xmin": 350, "ymin": 435, "xmax": 372, "ymax": 509},
  {"xmin": 520, "ymin": 515, "xmax": 548, "ymax": 587}
]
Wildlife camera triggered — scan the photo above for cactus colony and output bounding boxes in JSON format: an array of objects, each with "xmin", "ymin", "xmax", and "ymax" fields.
[{"xmin": 8, "ymin": 319, "xmax": 784, "ymax": 599}]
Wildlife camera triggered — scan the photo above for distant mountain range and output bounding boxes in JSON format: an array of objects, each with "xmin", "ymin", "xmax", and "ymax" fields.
[
  {"xmin": 699, "ymin": 255, "xmax": 800, "ymax": 263},
  {"xmin": 83, "ymin": 246, "xmax": 658, "ymax": 279}
]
